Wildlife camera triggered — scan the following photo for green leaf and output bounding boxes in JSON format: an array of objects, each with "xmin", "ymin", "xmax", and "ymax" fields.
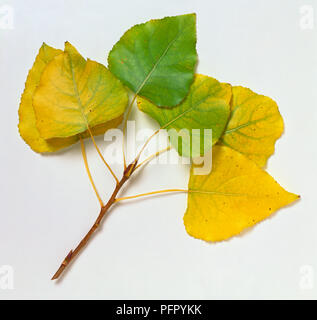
[
  {"xmin": 219, "ymin": 86, "xmax": 284, "ymax": 167},
  {"xmin": 108, "ymin": 14, "xmax": 197, "ymax": 107},
  {"xmin": 137, "ymin": 74, "xmax": 231, "ymax": 157},
  {"xmin": 33, "ymin": 42, "xmax": 128, "ymax": 139}
]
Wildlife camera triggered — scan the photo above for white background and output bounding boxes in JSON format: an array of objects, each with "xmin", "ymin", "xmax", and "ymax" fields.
[{"xmin": 0, "ymin": 0, "xmax": 316, "ymax": 299}]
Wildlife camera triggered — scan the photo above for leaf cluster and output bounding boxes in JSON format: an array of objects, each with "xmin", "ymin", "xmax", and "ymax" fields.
[{"xmin": 18, "ymin": 14, "xmax": 299, "ymax": 250}]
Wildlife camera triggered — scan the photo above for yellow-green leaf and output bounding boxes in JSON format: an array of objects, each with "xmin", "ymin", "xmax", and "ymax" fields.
[
  {"xmin": 137, "ymin": 74, "xmax": 231, "ymax": 157},
  {"xmin": 18, "ymin": 43, "xmax": 124, "ymax": 153},
  {"xmin": 18, "ymin": 43, "xmax": 76, "ymax": 152},
  {"xmin": 184, "ymin": 145, "xmax": 299, "ymax": 242},
  {"xmin": 33, "ymin": 42, "xmax": 128, "ymax": 139},
  {"xmin": 220, "ymin": 86, "xmax": 284, "ymax": 167}
]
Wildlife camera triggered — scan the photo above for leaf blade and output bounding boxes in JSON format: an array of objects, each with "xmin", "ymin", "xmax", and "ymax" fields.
[
  {"xmin": 33, "ymin": 42, "xmax": 128, "ymax": 139},
  {"xmin": 18, "ymin": 43, "xmax": 78, "ymax": 152},
  {"xmin": 184, "ymin": 145, "xmax": 299, "ymax": 241},
  {"xmin": 18, "ymin": 43, "xmax": 125, "ymax": 153},
  {"xmin": 220, "ymin": 86, "xmax": 284, "ymax": 167},
  {"xmin": 137, "ymin": 74, "xmax": 231, "ymax": 157},
  {"xmin": 108, "ymin": 14, "xmax": 197, "ymax": 106}
]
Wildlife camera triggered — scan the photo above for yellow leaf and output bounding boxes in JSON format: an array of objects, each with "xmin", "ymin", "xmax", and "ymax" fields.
[
  {"xmin": 18, "ymin": 43, "xmax": 124, "ymax": 153},
  {"xmin": 18, "ymin": 43, "xmax": 79, "ymax": 152},
  {"xmin": 220, "ymin": 86, "xmax": 284, "ymax": 167},
  {"xmin": 33, "ymin": 42, "xmax": 128, "ymax": 139},
  {"xmin": 184, "ymin": 145, "xmax": 299, "ymax": 242}
]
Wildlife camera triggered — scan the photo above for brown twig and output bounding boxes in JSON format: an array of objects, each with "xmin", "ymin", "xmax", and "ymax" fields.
[{"xmin": 51, "ymin": 160, "xmax": 138, "ymax": 281}]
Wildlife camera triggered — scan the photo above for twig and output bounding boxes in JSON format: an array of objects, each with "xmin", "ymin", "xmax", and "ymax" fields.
[{"xmin": 51, "ymin": 160, "xmax": 138, "ymax": 280}]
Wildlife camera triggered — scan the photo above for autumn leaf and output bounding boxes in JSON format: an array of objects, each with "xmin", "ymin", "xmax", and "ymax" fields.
[
  {"xmin": 33, "ymin": 42, "xmax": 128, "ymax": 139},
  {"xmin": 18, "ymin": 43, "xmax": 75, "ymax": 153},
  {"xmin": 184, "ymin": 145, "xmax": 299, "ymax": 242},
  {"xmin": 220, "ymin": 86, "xmax": 284, "ymax": 167},
  {"xmin": 108, "ymin": 14, "xmax": 197, "ymax": 107},
  {"xmin": 137, "ymin": 74, "xmax": 231, "ymax": 157},
  {"xmin": 18, "ymin": 43, "xmax": 125, "ymax": 153}
]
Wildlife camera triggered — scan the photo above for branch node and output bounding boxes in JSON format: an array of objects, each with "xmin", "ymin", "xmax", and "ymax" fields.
[{"xmin": 123, "ymin": 159, "xmax": 138, "ymax": 178}]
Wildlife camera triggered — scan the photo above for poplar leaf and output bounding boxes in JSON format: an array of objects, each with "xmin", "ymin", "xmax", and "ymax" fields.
[
  {"xmin": 18, "ymin": 43, "xmax": 124, "ymax": 153},
  {"xmin": 108, "ymin": 14, "xmax": 197, "ymax": 107},
  {"xmin": 137, "ymin": 74, "xmax": 231, "ymax": 157},
  {"xmin": 220, "ymin": 86, "xmax": 284, "ymax": 167},
  {"xmin": 33, "ymin": 42, "xmax": 128, "ymax": 139},
  {"xmin": 18, "ymin": 43, "xmax": 70, "ymax": 152},
  {"xmin": 184, "ymin": 145, "xmax": 299, "ymax": 242}
]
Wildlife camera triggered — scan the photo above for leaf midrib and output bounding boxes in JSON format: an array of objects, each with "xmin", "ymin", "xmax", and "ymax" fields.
[
  {"xmin": 161, "ymin": 91, "xmax": 227, "ymax": 129},
  {"xmin": 135, "ymin": 30, "xmax": 182, "ymax": 95},
  {"xmin": 189, "ymin": 189, "xmax": 280, "ymax": 200},
  {"xmin": 68, "ymin": 53, "xmax": 89, "ymax": 129},
  {"xmin": 224, "ymin": 115, "xmax": 274, "ymax": 135}
]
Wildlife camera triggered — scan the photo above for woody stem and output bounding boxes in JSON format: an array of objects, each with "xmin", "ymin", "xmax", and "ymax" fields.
[{"xmin": 51, "ymin": 160, "xmax": 138, "ymax": 281}]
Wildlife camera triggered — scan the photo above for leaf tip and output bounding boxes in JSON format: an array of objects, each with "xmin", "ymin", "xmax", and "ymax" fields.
[{"xmin": 64, "ymin": 41, "xmax": 73, "ymax": 51}]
